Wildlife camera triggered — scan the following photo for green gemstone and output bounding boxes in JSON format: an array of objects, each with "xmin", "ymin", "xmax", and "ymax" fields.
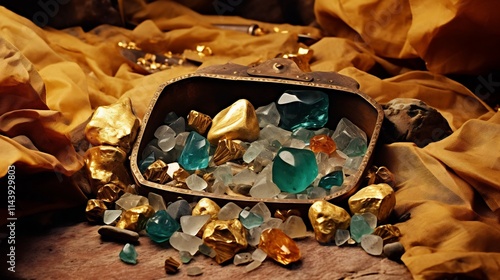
[
  {"xmin": 119, "ymin": 243, "xmax": 138, "ymax": 264},
  {"xmin": 350, "ymin": 214, "xmax": 374, "ymax": 243},
  {"xmin": 146, "ymin": 210, "xmax": 180, "ymax": 243},
  {"xmin": 272, "ymin": 147, "xmax": 318, "ymax": 194},
  {"xmin": 276, "ymin": 90, "xmax": 329, "ymax": 130},
  {"xmin": 318, "ymin": 169, "xmax": 344, "ymax": 190},
  {"xmin": 178, "ymin": 131, "xmax": 210, "ymax": 171}
]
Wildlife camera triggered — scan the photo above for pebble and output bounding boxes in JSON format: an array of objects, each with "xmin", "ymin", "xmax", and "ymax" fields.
[
  {"xmin": 383, "ymin": 242, "xmax": 405, "ymax": 262},
  {"xmin": 187, "ymin": 266, "xmax": 203, "ymax": 276},
  {"xmin": 98, "ymin": 225, "xmax": 139, "ymax": 243}
]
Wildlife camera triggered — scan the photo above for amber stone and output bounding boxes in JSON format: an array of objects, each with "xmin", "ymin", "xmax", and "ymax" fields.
[
  {"xmin": 258, "ymin": 228, "xmax": 301, "ymax": 265},
  {"xmin": 116, "ymin": 205, "xmax": 155, "ymax": 232},
  {"xmin": 348, "ymin": 183, "xmax": 396, "ymax": 222},
  {"xmin": 96, "ymin": 183, "xmax": 124, "ymax": 205},
  {"xmin": 85, "ymin": 199, "xmax": 107, "ymax": 223},
  {"xmin": 308, "ymin": 200, "xmax": 351, "ymax": 244},
  {"xmin": 202, "ymin": 219, "xmax": 248, "ymax": 264},
  {"xmin": 309, "ymin": 134, "xmax": 337, "ymax": 155}
]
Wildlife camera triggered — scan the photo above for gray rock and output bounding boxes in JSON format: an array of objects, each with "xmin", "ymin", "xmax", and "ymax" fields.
[
  {"xmin": 383, "ymin": 242, "xmax": 405, "ymax": 262},
  {"xmin": 98, "ymin": 225, "xmax": 139, "ymax": 243}
]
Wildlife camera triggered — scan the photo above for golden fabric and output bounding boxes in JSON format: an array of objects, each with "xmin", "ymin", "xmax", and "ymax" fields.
[{"xmin": 0, "ymin": 0, "xmax": 499, "ymax": 279}]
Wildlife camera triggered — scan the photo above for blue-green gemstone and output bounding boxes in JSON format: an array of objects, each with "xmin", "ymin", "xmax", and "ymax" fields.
[
  {"xmin": 119, "ymin": 243, "xmax": 138, "ymax": 264},
  {"xmin": 178, "ymin": 131, "xmax": 210, "ymax": 171},
  {"xmin": 276, "ymin": 90, "xmax": 329, "ymax": 130},
  {"xmin": 272, "ymin": 147, "xmax": 318, "ymax": 194},
  {"xmin": 239, "ymin": 209, "xmax": 264, "ymax": 229},
  {"xmin": 318, "ymin": 169, "xmax": 344, "ymax": 190},
  {"xmin": 139, "ymin": 152, "xmax": 155, "ymax": 173},
  {"xmin": 146, "ymin": 210, "xmax": 180, "ymax": 243},
  {"xmin": 350, "ymin": 214, "xmax": 374, "ymax": 243}
]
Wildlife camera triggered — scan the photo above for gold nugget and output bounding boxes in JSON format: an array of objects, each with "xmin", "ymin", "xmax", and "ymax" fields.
[
  {"xmin": 207, "ymin": 99, "xmax": 260, "ymax": 145},
  {"xmin": 212, "ymin": 138, "xmax": 246, "ymax": 165},
  {"xmin": 116, "ymin": 205, "xmax": 155, "ymax": 232},
  {"xmin": 143, "ymin": 159, "xmax": 170, "ymax": 184},
  {"xmin": 83, "ymin": 146, "xmax": 131, "ymax": 194},
  {"xmin": 187, "ymin": 110, "xmax": 212, "ymax": 135},
  {"xmin": 96, "ymin": 183, "xmax": 125, "ymax": 205},
  {"xmin": 348, "ymin": 183, "xmax": 396, "ymax": 222},
  {"xmin": 202, "ymin": 219, "xmax": 247, "ymax": 264},
  {"xmin": 84, "ymin": 98, "xmax": 140, "ymax": 153},
  {"xmin": 308, "ymin": 200, "xmax": 351, "ymax": 244},
  {"xmin": 85, "ymin": 199, "xmax": 107, "ymax": 223},
  {"xmin": 192, "ymin": 198, "xmax": 220, "ymax": 221}
]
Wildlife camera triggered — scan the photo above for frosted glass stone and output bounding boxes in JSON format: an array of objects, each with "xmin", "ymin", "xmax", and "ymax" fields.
[
  {"xmin": 256, "ymin": 102, "xmax": 280, "ymax": 128},
  {"xmin": 335, "ymin": 229, "xmax": 350, "ymax": 246},
  {"xmin": 234, "ymin": 252, "xmax": 253, "ymax": 265},
  {"xmin": 329, "ymin": 151, "xmax": 347, "ymax": 167},
  {"xmin": 186, "ymin": 266, "xmax": 203, "ymax": 276},
  {"xmin": 250, "ymin": 181, "xmax": 281, "ymax": 198},
  {"xmin": 218, "ymin": 202, "xmax": 243, "ymax": 220},
  {"xmin": 148, "ymin": 192, "xmax": 167, "ymax": 212},
  {"xmin": 253, "ymin": 148, "xmax": 274, "ymax": 169},
  {"xmin": 289, "ymin": 138, "xmax": 307, "ymax": 149},
  {"xmin": 307, "ymin": 186, "xmax": 327, "ymax": 199},
  {"xmin": 154, "ymin": 125, "xmax": 176, "ymax": 140},
  {"xmin": 261, "ymin": 218, "xmax": 283, "ymax": 230},
  {"xmin": 292, "ymin": 127, "xmax": 315, "ymax": 143},
  {"xmin": 252, "ymin": 248, "xmax": 267, "ymax": 262},
  {"xmin": 361, "ymin": 212, "xmax": 378, "ymax": 229},
  {"xmin": 276, "ymin": 90, "xmax": 329, "ymax": 130},
  {"xmin": 180, "ymin": 215, "xmax": 210, "ymax": 236},
  {"xmin": 175, "ymin": 131, "xmax": 190, "ymax": 147},
  {"xmin": 178, "ymin": 131, "xmax": 210, "ymax": 171},
  {"xmin": 280, "ymin": 216, "xmax": 308, "ymax": 239},
  {"xmin": 254, "ymin": 164, "xmax": 273, "ymax": 186},
  {"xmin": 199, "ymin": 243, "xmax": 217, "ymax": 258},
  {"xmin": 272, "ymin": 147, "xmax": 318, "ymax": 194},
  {"xmin": 350, "ymin": 214, "xmax": 374, "ymax": 243},
  {"xmin": 213, "ymin": 164, "xmax": 233, "ymax": 185},
  {"xmin": 158, "ymin": 136, "xmax": 176, "ymax": 152},
  {"xmin": 232, "ymin": 169, "xmax": 257, "ymax": 185},
  {"xmin": 247, "ymin": 227, "xmax": 263, "ymax": 246},
  {"xmin": 115, "ymin": 193, "xmax": 149, "ymax": 210},
  {"xmin": 168, "ymin": 117, "xmax": 186, "ymax": 134},
  {"xmin": 179, "ymin": 251, "xmax": 192, "ymax": 264},
  {"xmin": 103, "ymin": 210, "xmax": 122, "ymax": 225},
  {"xmin": 139, "ymin": 152, "xmax": 155, "ymax": 173},
  {"xmin": 259, "ymin": 124, "xmax": 291, "ymax": 145},
  {"xmin": 245, "ymin": 260, "xmax": 262, "ymax": 272},
  {"xmin": 142, "ymin": 140, "xmax": 175, "ymax": 163},
  {"xmin": 166, "ymin": 199, "xmax": 191, "ymax": 221},
  {"xmin": 332, "ymin": 118, "xmax": 367, "ymax": 157},
  {"xmin": 250, "ymin": 202, "xmax": 272, "ymax": 222},
  {"xmin": 243, "ymin": 141, "xmax": 265, "ymax": 163},
  {"xmin": 239, "ymin": 209, "xmax": 264, "ymax": 229},
  {"xmin": 211, "ymin": 180, "xmax": 226, "ymax": 195},
  {"xmin": 361, "ymin": 234, "xmax": 383, "ymax": 255},
  {"xmin": 186, "ymin": 174, "xmax": 208, "ymax": 191},
  {"xmin": 169, "ymin": 232, "xmax": 203, "ymax": 256},
  {"xmin": 296, "ymin": 194, "xmax": 308, "ymax": 200}
]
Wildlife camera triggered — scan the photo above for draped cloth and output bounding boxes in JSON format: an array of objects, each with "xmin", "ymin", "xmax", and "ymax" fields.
[{"xmin": 0, "ymin": 1, "xmax": 499, "ymax": 279}]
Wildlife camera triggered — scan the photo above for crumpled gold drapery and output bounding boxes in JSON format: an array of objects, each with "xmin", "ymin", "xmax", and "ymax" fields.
[{"xmin": 0, "ymin": 0, "xmax": 499, "ymax": 279}]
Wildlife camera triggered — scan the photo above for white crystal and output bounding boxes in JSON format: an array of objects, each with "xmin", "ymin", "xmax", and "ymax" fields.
[
  {"xmin": 307, "ymin": 187, "xmax": 327, "ymax": 199},
  {"xmin": 261, "ymin": 218, "xmax": 283, "ymax": 230},
  {"xmin": 277, "ymin": 192, "xmax": 296, "ymax": 199},
  {"xmin": 252, "ymin": 248, "xmax": 267, "ymax": 262},
  {"xmin": 253, "ymin": 148, "xmax": 274, "ymax": 168},
  {"xmin": 243, "ymin": 141, "xmax": 265, "ymax": 163},
  {"xmin": 296, "ymin": 194, "xmax": 309, "ymax": 200},
  {"xmin": 218, "ymin": 202, "xmax": 242, "ymax": 220},
  {"xmin": 232, "ymin": 169, "xmax": 256, "ymax": 185},
  {"xmin": 344, "ymin": 156, "xmax": 364, "ymax": 175},
  {"xmin": 148, "ymin": 192, "xmax": 167, "ymax": 212},
  {"xmin": 249, "ymin": 181, "xmax": 281, "ymax": 198},
  {"xmin": 175, "ymin": 131, "xmax": 190, "ymax": 147},
  {"xmin": 361, "ymin": 234, "xmax": 383, "ymax": 255},
  {"xmin": 280, "ymin": 215, "xmax": 308, "ymax": 239},
  {"xmin": 250, "ymin": 202, "xmax": 271, "ymax": 222},
  {"xmin": 211, "ymin": 180, "xmax": 226, "ymax": 195},
  {"xmin": 335, "ymin": 229, "xmax": 350, "ymax": 246},
  {"xmin": 158, "ymin": 136, "xmax": 176, "ymax": 152},
  {"xmin": 115, "ymin": 193, "xmax": 149, "ymax": 210},
  {"xmin": 259, "ymin": 124, "xmax": 291, "ymax": 144},
  {"xmin": 245, "ymin": 260, "xmax": 262, "ymax": 272},
  {"xmin": 186, "ymin": 174, "xmax": 207, "ymax": 191},
  {"xmin": 256, "ymin": 102, "xmax": 280, "ymax": 128},
  {"xmin": 361, "ymin": 212, "xmax": 378, "ymax": 229},
  {"xmin": 103, "ymin": 210, "xmax": 122, "ymax": 225},
  {"xmin": 315, "ymin": 152, "xmax": 330, "ymax": 176},
  {"xmin": 169, "ymin": 232, "xmax": 203, "ymax": 255},
  {"xmin": 180, "ymin": 215, "xmax": 210, "ymax": 236},
  {"xmin": 247, "ymin": 227, "xmax": 262, "ymax": 246},
  {"xmin": 213, "ymin": 164, "xmax": 233, "ymax": 185},
  {"xmin": 332, "ymin": 118, "xmax": 367, "ymax": 150},
  {"xmin": 154, "ymin": 125, "xmax": 176, "ymax": 140},
  {"xmin": 166, "ymin": 162, "xmax": 180, "ymax": 178},
  {"xmin": 234, "ymin": 252, "xmax": 253, "ymax": 266},
  {"xmin": 289, "ymin": 138, "xmax": 306, "ymax": 149}
]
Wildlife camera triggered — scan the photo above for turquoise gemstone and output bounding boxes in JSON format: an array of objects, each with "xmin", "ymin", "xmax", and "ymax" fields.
[
  {"xmin": 272, "ymin": 147, "xmax": 318, "ymax": 194},
  {"xmin": 178, "ymin": 131, "xmax": 210, "ymax": 171},
  {"xmin": 276, "ymin": 90, "xmax": 329, "ymax": 130},
  {"xmin": 239, "ymin": 209, "xmax": 264, "ymax": 229},
  {"xmin": 146, "ymin": 210, "xmax": 180, "ymax": 243},
  {"xmin": 350, "ymin": 214, "xmax": 374, "ymax": 243},
  {"xmin": 318, "ymin": 169, "xmax": 344, "ymax": 190},
  {"xmin": 139, "ymin": 152, "xmax": 155, "ymax": 173},
  {"xmin": 119, "ymin": 243, "xmax": 138, "ymax": 264}
]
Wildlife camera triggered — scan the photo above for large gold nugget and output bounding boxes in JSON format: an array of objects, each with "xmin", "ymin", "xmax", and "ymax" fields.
[
  {"xmin": 259, "ymin": 228, "xmax": 301, "ymax": 265},
  {"xmin": 202, "ymin": 219, "xmax": 248, "ymax": 264},
  {"xmin": 192, "ymin": 198, "xmax": 220, "ymax": 221},
  {"xmin": 84, "ymin": 146, "xmax": 131, "ymax": 194},
  {"xmin": 143, "ymin": 159, "xmax": 171, "ymax": 184},
  {"xmin": 348, "ymin": 183, "xmax": 396, "ymax": 222},
  {"xmin": 96, "ymin": 183, "xmax": 125, "ymax": 205},
  {"xmin": 212, "ymin": 139, "xmax": 246, "ymax": 165},
  {"xmin": 85, "ymin": 199, "xmax": 107, "ymax": 223},
  {"xmin": 116, "ymin": 205, "xmax": 155, "ymax": 232},
  {"xmin": 187, "ymin": 110, "xmax": 212, "ymax": 135},
  {"xmin": 207, "ymin": 99, "xmax": 260, "ymax": 145},
  {"xmin": 308, "ymin": 200, "xmax": 351, "ymax": 244},
  {"xmin": 85, "ymin": 97, "xmax": 140, "ymax": 153}
]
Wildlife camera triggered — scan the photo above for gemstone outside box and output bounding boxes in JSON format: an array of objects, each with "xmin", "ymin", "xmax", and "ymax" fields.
[{"xmin": 130, "ymin": 58, "xmax": 384, "ymax": 216}]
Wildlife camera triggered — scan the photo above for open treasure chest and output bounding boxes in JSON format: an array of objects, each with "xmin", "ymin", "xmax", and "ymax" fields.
[{"xmin": 130, "ymin": 58, "xmax": 384, "ymax": 215}]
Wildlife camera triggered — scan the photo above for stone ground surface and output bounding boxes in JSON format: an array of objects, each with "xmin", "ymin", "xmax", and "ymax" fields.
[{"xmin": 0, "ymin": 217, "xmax": 413, "ymax": 280}]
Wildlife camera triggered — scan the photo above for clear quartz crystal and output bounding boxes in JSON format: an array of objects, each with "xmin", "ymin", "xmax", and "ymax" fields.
[
  {"xmin": 148, "ymin": 192, "xmax": 167, "ymax": 212},
  {"xmin": 169, "ymin": 117, "xmax": 186, "ymax": 134},
  {"xmin": 158, "ymin": 136, "xmax": 176, "ymax": 152},
  {"xmin": 259, "ymin": 125, "xmax": 291, "ymax": 145},
  {"xmin": 361, "ymin": 234, "xmax": 383, "ymax": 255},
  {"xmin": 234, "ymin": 252, "xmax": 253, "ymax": 265},
  {"xmin": 247, "ymin": 227, "xmax": 263, "ymax": 246},
  {"xmin": 250, "ymin": 181, "xmax": 281, "ymax": 198},
  {"xmin": 256, "ymin": 102, "xmax": 280, "ymax": 128},
  {"xmin": 261, "ymin": 218, "xmax": 283, "ymax": 230},
  {"xmin": 115, "ymin": 193, "xmax": 149, "ymax": 210},
  {"xmin": 243, "ymin": 141, "xmax": 265, "ymax": 163},
  {"xmin": 232, "ymin": 169, "xmax": 257, "ymax": 185},
  {"xmin": 307, "ymin": 186, "xmax": 327, "ymax": 199},
  {"xmin": 186, "ymin": 174, "xmax": 207, "ymax": 191},
  {"xmin": 361, "ymin": 212, "xmax": 378, "ymax": 229},
  {"xmin": 250, "ymin": 202, "xmax": 272, "ymax": 222},
  {"xmin": 103, "ymin": 210, "xmax": 122, "ymax": 225},
  {"xmin": 280, "ymin": 215, "xmax": 308, "ymax": 239},
  {"xmin": 180, "ymin": 215, "xmax": 210, "ymax": 236},
  {"xmin": 213, "ymin": 164, "xmax": 233, "ymax": 185},
  {"xmin": 335, "ymin": 229, "xmax": 350, "ymax": 246},
  {"xmin": 252, "ymin": 248, "xmax": 267, "ymax": 262},
  {"xmin": 169, "ymin": 232, "xmax": 203, "ymax": 255},
  {"xmin": 245, "ymin": 260, "xmax": 262, "ymax": 272},
  {"xmin": 154, "ymin": 125, "xmax": 176, "ymax": 140},
  {"xmin": 218, "ymin": 202, "xmax": 243, "ymax": 220}
]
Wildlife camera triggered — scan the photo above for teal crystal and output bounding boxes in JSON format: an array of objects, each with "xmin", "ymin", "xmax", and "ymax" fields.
[
  {"xmin": 318, "ymin": 169, "xmax": 344, "ymax": 190},
  {"xmin": 332, "ymin": 118, "xmax": 368, "ymax": 157},
  {"xmin": 119, "ymin": 243, "xmax": 138, "ymax": 264},
  {"xmin": 276, "ymin": 90, "xmax": 329, "ymax": 130},
  {"xmin": 139, "ymin": 152, "xmax": 155, "ymax": 173},
  {"xmin": 350, "ymin": 214, "xmax": 374, "ymax": 243},
  {"xmin": 239, "ymin": 209, "xmax": 264, "ymax": 229},
  {"xmin": 178, "ymin": 131, "xmax": 210, "ymax": 171},
  {"xmin": 146, "ymin": 210, "xmax": 180, "ymax": 243},
  {"xmin": 272, "ymin": 147, "xmax": 318, "ymax": 194}
]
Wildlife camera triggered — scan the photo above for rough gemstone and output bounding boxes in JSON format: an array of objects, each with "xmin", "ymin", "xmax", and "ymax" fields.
[
  {"xmin": 148, "ymin": 192, "xmax": 167, "ymax": 212},
  {"xmin": 261, "ymin": 218, "xmax": 283, "ymax": 230},
  {"xmin": 272, "ymin": 147, "xmax": 318, "ymax": 194},
  {"xmin": 178, "ymin": 131, "xmax": 210, "ymax": 171},
  {"xmin": 186, "ymin": 174, "xmax": 208, "ymax": 191},
  {"xmin": 307, "ymin": 186, "xmax": 327, "ymax": 199},
  {"xmin": 318, "ymin": 168, "xmax": 344, "ymax": 190},
  {"xmin": 115, "ymin": 193, "xmax": 149, "ymax": 211},
  {"xmin": 139, "ymin": 152, "xmax": 155, "ymax": 173},
  {"xmin": 256, "ymin": 102, "xmax": 280, "ymax": 128},
  {"xmin": 249, "ymin": 180, "xmax": 281, "ymax": 198},
  {"xmin": 252, "ymin": 248, "xmax": 267, "ymax": 262},
  {"xmin": 258, "ymin": 228, "xmax": 301, "ymax": 265},
  {"xmin": 163, "ymin": 111, "xmax": 179, "ymax": 124},
  {"xmin": 166, "ymin": 199, "xmax": 191, "ymax": 221},
  {"xmin": 361, "ymin": 212, "xmax": 378, "ymax": 229},
  {"xmin": 218, "ymin": 202, "xmax": 243, "ymax": 220},
  {"xmin": 276, "ymin": 90, "xmax": 329, "ymax": 130},
  {"xmin": 103, "ymin": 210, "xmax": 122, "ymax": 225},
  {"xmin": 234, "ymin": 252, "xmax": 253, "ymax": 265},
  {"xmin": 202, "ymin": 219, "xmax": 248, "ymax": 264},
  {"xmin": 155, "ymin": 125, "xmax": 175, "ymax": 140},
  {"xmin": 360, "ymin": 234, "xmax": 383, "ymax": 255},
  {"xmin": 146, "ymin": 210, "xmax": 180, "ymax": 243},
  {"xmin": 207, "ymin": 99, "xmax": 260, "ymax": 145},
  {"xmin": 335, "ymin": 229, "xmax": 350, "ymax": 246},
  {"xmin": 243, "ymin": 141, "xmax": 265, "ymax": 163},
  {"xmin": 168, "ymin": 117, "xmax": 186, "ymax": 135},
  {"xmin": 280, "ymin": 215, "xmax": 308, "ymax": 239},
  {"xmin": 119, "ymin": 243, "xmax": 138, "ymax": 264},
  {"xmin": 350, "ymin": 214, "xmax": 374, "ymax": 243},
  {"xmin": 310, "ymin": 134, "xmax": 336, "ymax": 155},
  {"xmin": 169, "ymin": 232, "xmax": 204, "ymax": 256},
  {"xmin": 213, "ymin": 164, "xmax": 233, "ymax": 185},
  {"xmin": 332, "ymin": 118, "xmax": 367, "ymax": 157},
  {"xmin": 247, "ymin": 227, "xmax": 263, "ymax": 247},
  {"xmin": 239, "ymin": 209, "xmax": 264, "ymax": 229},
  {"xmin": 180, "ymin": 215, "xmax": 210, "ymax": 236},
  {"xmin": 308, "ymin": 200, "xmax": 351, "ymax": 244},
  {"xmin": 259, "ymin": 124, "xmax": 291, "ymax": 145},
  {"xmin": 116, "ymin": 205, "xmax": 155, "ymax": 232},
  {"xmin": 348, "ymin": 183, "xmax": 396, "ymax": 222}
]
